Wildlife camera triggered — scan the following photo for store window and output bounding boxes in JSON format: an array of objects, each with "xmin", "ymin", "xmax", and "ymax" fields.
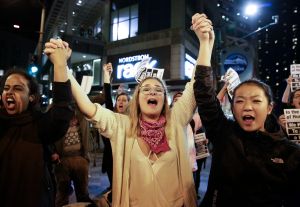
[
  {"xmin": 94, "ymin": 17, "xmax": 103, "ymax": 40},
  {"xmin": 93, "ymin": 59, "xmax": 101, "ymax": 85},
  {"xmin": 110, "ymin": 4, "xmax": 138, "ymax": 41},
  {"xmin": 185, "ymin": 53, "xmax": 196, "ymax": 79}
]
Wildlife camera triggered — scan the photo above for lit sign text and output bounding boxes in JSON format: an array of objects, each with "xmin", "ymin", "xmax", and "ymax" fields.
[{"xmin": 117, "ymin": 54, "xmax": 158, "ymax": 79}]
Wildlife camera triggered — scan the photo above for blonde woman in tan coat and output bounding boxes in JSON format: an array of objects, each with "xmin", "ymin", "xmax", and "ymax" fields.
[{"xmin": 44, "ymin": 13, "xmax": 214, "ymax": 207}]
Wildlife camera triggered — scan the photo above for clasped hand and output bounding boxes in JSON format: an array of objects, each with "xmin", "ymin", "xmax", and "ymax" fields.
[
  {"xmin": 44, "ymin": 38, "xmax": 72, "ymax": 66},
  {"xmin": 191, "ymin": 13, "xmax": 215, "ymax": 50}
]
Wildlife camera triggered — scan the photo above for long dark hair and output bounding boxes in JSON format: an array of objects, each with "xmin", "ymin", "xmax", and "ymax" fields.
[
  {"xmin": 0, "ymin": 69, "xmax": 41, "ymax": 111},
  {"xmin": 288, "ymin": 88, "xmax": 300, "ymax": 107}
]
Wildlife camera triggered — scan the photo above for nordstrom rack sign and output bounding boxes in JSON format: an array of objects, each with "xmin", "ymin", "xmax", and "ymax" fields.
[{"xmin": 117, "ymin": 54, "xmax": 158, "ymax": 79}]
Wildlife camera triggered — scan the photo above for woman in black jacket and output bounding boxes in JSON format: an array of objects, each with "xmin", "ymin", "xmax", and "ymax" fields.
[
  {"xmin": 0, "ymin": 43, "xmax": 74, "ymax": 207},
  {"xmin": 194, "ymin": 29, "xmax": 300, "ymax": 206}
]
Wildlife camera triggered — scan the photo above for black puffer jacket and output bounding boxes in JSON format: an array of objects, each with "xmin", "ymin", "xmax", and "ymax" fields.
[{"xmin": 194, "ymin": 66, "xmax": 300, "ymax": 207}]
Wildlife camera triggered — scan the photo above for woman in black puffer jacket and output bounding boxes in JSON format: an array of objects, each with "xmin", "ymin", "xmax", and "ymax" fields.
[{"xmin": 194, "ymin": 64, "xmax": 300, "ymax": 207}]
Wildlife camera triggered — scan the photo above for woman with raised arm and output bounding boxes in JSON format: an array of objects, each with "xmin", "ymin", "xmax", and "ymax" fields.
[
  {"xmin": 194, "ymin": 32, "xmax": 300, "ymax": 206},
  {"xmin": 278, "ymin": 75, "xmax": 300, "ymax": 134},
  {"xmin": 0, "ymin": 39, "xmax": 74, "ymax": 207},
  {"xmin": 45, "ymin": 13, "xmax": 213, "ymax": 207}
]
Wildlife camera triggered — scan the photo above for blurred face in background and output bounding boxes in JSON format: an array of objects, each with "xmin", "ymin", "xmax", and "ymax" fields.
[
  {"xmin": 2, "ymin": 74, "xmax": 32, "ymax": 115},
  {"xmin": 116, "ymin": 94, "xmax": 129, "ymax": 114},
  {"xmin": 291, "ymin": 90, "xmax": 300, "ymax": 109}
]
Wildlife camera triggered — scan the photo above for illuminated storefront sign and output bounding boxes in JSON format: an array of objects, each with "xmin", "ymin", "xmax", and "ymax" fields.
[
  {"xmin": 220, "ymin": 46, "xmax": 254, "ymax": 82},
  {"xmin": 224, "ymin": 53, "xmax": 248, "ymax": 74},
  {"xmin": 117, "ymin": 54, "xmax": 158, "ymax": 79},
  {"xmin": 108, "ymin": 46, "xmax": 170, "ymax": 83}
]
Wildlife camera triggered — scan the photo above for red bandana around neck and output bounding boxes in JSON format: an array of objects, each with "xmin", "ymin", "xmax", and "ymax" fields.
[{"xmin": 139, "ymin": 115, "xmax": 170, "ymax": 154}]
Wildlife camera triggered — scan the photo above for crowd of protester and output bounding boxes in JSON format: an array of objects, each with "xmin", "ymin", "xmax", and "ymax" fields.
[{"xmin": 0, "ymin": 13, "xmax": 299, "ymax": 207}]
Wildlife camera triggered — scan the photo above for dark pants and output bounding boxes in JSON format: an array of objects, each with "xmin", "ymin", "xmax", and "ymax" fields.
[
  {"xmin": 101, "ymin": 136, "xmax": 113, "ymax": 189},
  {"xmin": 54, "ymin": 156, "xmax": 93, "ymax": 207},
  {"xmin": 194, "ymin": 158, "xmax": 206, "ymax": 194}
]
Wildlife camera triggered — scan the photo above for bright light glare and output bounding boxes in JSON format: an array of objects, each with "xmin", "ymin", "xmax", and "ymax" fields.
[
  {"xmin": 76, "ymin": 0, "xmax": 82, "ymax": 6},
  {"xmin": 149, "ymin": 60, "xmax": 157, "ymax": 68},
  {"xmin": 244, "ymin": 3, "xmax": 259, "ymax": 16},
  {"xmin": 13, "ymin": 24, "xmax": 20, "ymax": 29},
  {"xmin": 30, "ymin": 66, "xmax": 38, "ymax": 73}
]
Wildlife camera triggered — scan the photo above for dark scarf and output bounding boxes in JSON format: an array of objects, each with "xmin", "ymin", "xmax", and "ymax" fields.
[{"xmin": 139, "ymin": 115, "xmax": 170, "ymax": 154}]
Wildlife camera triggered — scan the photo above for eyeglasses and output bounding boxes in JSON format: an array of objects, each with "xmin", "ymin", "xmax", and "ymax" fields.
[{"xmin": 139, "ymin": 86, "xmax": 165, "ymax": 95}]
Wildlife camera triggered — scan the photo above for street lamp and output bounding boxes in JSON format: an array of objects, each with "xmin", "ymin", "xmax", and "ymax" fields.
[{"xmin": 244, "ymin": 3, "xmax": 259, "ymax": 16}]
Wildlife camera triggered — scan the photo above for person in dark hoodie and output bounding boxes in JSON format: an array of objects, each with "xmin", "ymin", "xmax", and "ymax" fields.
[
  {"xmin": 0, "ymin": 40, "xmax": 74, "ymax": 207},
  {"xmin": 193, "ymin": 24, "xmax": 300, "ymax": 206}
]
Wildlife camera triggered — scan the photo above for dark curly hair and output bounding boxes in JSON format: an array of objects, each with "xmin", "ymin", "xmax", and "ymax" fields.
[{"xmin": 0, "ymin": 69, "xmax": 41, "ymax": 111}]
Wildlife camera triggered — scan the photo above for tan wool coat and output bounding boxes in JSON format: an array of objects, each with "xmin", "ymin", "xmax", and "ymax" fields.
[{"xmin": 89, "ymin": 80, "xmax": 197, "ymax": 207}]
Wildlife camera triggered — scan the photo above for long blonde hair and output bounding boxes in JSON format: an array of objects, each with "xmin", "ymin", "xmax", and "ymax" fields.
[{"xmin": 127, "ymin": 77, "xmax": 170, "ymax": 137}]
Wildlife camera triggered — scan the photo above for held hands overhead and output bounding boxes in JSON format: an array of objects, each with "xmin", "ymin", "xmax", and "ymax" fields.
[
  {"xmin": 43, "ymin": 38, "xmax": 72, "ymax": 82},
  {"xmin": 43, "ymin": 38, "xmax": 72, "ymax": 65},
  {"xmin": 44, "ymin": 38, "xmax": 97, "ymax": 118},
  {"xmin": 191, "ymin": 13, "xmax": 214, "ymax": 49}
]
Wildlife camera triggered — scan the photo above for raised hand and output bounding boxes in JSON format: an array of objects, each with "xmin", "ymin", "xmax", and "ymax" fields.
[
  {"xmin": 103, "ymin": 63, "xmax": 113, "ymax": 83},
  {"xmin": 192, "ymin": 13, "xmax": 215, "ymax": 66},
  {"xmin": 51, "ymin": 153, "xmax": 61, "ymax": 163},
  {"xmin": 278, "ymin": 114, "xmax": 287, "ymax": 130},
  {"xmin": 191, "ymin": 13, "xmax": 215, "ymax": 51},
  {"xmin": 286, "ymin": 75, "xmax": 292, "ymax": 87},
  {"xmin": 44, "ymin": 38, "xmax": 72, "ymax": 63},
  {"xmin": 43, "ymin": 38, "xmax": 71, "ymax": 82}
]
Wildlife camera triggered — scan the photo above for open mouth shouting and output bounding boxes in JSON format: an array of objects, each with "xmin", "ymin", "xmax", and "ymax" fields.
[
  {"xmin": 5, "ymin": 96, "xmax": 16, "ymax": 111},
  {"xmin": 147, "ymin": 98, "xmax": 158, "ymax": 107},
  {"xmin": 242, "ymin": 115, "xmax": 255, "ymax": 125}
]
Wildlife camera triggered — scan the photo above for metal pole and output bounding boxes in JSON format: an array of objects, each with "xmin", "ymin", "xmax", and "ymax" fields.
[
  {"xmin": 241, "ymin": 15, "xmax": 278, "ymax": 39},
  {"xmin": 37, "ymin": 3, "xmax": 46, "ymax": 66}
]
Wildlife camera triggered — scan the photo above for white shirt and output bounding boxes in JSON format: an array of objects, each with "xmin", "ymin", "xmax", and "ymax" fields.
[{"xmin": 129, "ymin": 139, "xmax": 184, "ymax": 207}]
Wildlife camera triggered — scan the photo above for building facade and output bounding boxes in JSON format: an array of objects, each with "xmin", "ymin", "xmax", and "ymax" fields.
[{"xmin": 40, "ymin": 0, "xmax": 257, "ymax": 103}]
